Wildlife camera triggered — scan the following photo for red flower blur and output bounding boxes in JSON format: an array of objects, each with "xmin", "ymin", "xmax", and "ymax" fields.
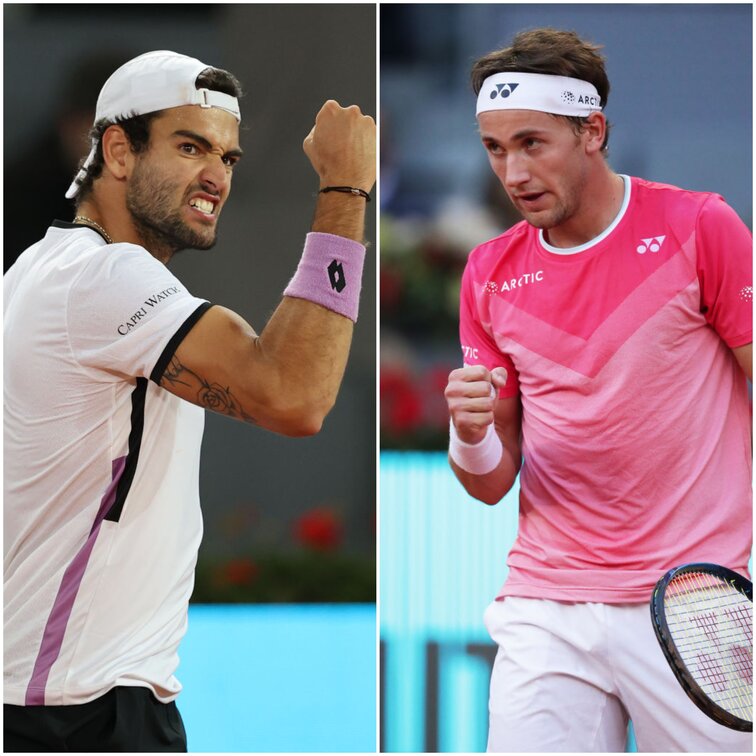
[
  {"xmin": 218, "ymin": 557, "xmax": 259, "ymax": 586},
  {"xmin": 380, "ymin": 367, "xmax": 423, "ymax": 434},
  {"xmin": 293, "ymin": 507, "xmax": 343, "ymax": 551}
]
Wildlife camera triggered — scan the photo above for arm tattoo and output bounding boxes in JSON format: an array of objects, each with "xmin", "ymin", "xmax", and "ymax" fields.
[{"xmin": 161, "ymin": 356, "xmax": 258, "ymax": 424}]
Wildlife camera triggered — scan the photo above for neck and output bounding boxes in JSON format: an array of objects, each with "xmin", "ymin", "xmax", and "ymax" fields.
[
  {"xmin": 544, "ymin": 166, "xmax": 625, "ymax": 249},
  {"xmin": 75, "ymin": 194, "xmax": 176, "ymax": 264}
]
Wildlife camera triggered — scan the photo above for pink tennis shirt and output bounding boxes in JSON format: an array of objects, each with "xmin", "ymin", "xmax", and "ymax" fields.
[{"xmin": 459, "ymin": 176, "xmax": 752, "ymax": 603}]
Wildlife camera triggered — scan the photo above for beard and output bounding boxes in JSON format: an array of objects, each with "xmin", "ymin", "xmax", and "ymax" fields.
[
  {"xmin": 126, "ymin": 160, "xmax": 218, "ymax": 257},
  {"xmin": 520, "ymin": 195, "xmax": 577, "ymax": 230},
  {"xmin": 522, "ymin": 177, "xmax": 586, "ymax": 232}
]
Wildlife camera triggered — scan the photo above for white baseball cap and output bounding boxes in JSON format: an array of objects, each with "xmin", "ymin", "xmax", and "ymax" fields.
[{"xmin": 66, "ymin": 50, "xmax": 242, "ymax": 199}]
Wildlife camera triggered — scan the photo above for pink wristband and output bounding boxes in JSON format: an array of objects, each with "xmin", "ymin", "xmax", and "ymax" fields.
[
  {"xmin": 283, "ymin": 232, "xmax": 366, "ymax": 322},
  {"xmin": 449, "ymin": 420, "xmax": 503, "ymax": 475}
]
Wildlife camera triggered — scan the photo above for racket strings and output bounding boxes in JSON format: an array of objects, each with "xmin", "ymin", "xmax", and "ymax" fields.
[{"xmin": 665, "ymin": 571, "xmax": 752, "ymax": 722}]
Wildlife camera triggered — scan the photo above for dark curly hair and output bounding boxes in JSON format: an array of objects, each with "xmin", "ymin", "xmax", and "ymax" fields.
[
  {"xmin": 72, "ymin": 66, "xmax": 243, "ymax": 205},
  {"xmin": 471, "ymin": 28, "xmax": 611, "ymax": 152}
]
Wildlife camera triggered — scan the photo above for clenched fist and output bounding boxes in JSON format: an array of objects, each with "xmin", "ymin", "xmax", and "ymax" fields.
[
  {"xmin": 445, "ymin": 365, "xmax": 509, "ymax": 445},
  {"xmin": 303, "ymin": 100, "xmax": 376, "ymax": 193}
]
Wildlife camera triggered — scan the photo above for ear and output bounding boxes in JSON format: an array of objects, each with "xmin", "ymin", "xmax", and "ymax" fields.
[
  {"xmin": 583, "ymin": 112, "xmax": 607, "ymax": 156},
  {"xmin": 101, "ymin": 125, "xmax": 135, "ymax": 180}
]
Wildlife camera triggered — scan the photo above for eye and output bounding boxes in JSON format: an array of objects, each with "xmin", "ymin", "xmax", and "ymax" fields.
[
  {"xmin": 222, "ymin": 155, "xmax": 240, "ymax": 168},
  {"xmin": 524, "ymin": 137, "xmax": 541, "ymax": 150},
  {"xmin": 179, "ymin": 143, "xmax": 200, "ymax": 155},
  {"xmin": 483, "ymin": 140, "xmax": 503, "ymax": 156}
]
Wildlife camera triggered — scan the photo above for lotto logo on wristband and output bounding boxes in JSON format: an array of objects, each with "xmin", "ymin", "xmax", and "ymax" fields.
[
  {"xmin": 284, "ymin": 233, "xmax": 364, "ymax": 322},
  {"xmin": 328, "ymin": 259, "xmax": 346, "ymax": 292}
]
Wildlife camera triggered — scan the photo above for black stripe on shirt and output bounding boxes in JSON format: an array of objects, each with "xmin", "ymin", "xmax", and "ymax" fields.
[
  {"xmin": 104, "ymin": 378, "xmax": 147, "ymax": 523},
  {"xmin": 150, "ymin": 302, "xmax": 215, "ymax": 385}
]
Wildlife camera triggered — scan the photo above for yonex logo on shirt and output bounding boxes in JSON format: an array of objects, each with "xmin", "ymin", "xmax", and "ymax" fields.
[
  {"xmin": 490, "ymin": 83, "xmax": 520, "ymax": 99},
  {"xmin": 636, "ymin": 236, "xmax": 666, "ymax": 254}
]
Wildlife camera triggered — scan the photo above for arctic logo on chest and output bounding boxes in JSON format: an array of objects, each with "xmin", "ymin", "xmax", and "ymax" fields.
[
  {"xmin": 484, "ymin": 270, "xmax": 544, "ymax": 295},
  {"xmin": 636, "ymin": 235, "xmax": 666, "ymax": 254}
]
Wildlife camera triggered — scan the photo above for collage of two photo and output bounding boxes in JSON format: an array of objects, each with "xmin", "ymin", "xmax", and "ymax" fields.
[{"xmin": 3, "ymin": 3, "xmax": 753, "ymax": 754}]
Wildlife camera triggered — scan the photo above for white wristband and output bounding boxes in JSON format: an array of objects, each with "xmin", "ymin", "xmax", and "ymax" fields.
[{"xmin": 449, "ymin": 420, "xmax": 503, "ymax": 475}]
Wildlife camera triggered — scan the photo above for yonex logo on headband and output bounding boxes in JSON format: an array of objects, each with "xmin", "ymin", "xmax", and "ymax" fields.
[
  {"xmin": 491, "ymin": 83, "xmax": 520, "ymax": 99},
  {"xmin": 477, "ymin": 72, "xmax": 602, "ymax": 117}
]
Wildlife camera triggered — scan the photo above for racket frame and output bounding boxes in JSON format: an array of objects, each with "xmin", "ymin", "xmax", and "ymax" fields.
[{"xmin": 650, "ymin": 562, "xmax": 753, "ymax": 733}]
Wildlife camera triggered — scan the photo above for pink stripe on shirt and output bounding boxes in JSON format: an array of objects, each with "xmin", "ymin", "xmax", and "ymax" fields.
[{"xmin": 25, "ymin": 457, "xmax": 125, "ymax": 705}]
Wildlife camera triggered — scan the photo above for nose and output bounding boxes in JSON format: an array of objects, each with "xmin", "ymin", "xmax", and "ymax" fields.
[
  {"xmin": 199, "ymin": 155, "xmax": 230, "ymax": 196},
  {"xmin": 503, "ymin": 153, "xmax": 531, "ymax": 191}
]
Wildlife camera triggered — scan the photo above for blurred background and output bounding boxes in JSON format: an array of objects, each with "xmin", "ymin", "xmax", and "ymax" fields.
[
  {"xmin": 379, "ymin": 3, "xmax": 752, "ymax": 753},
  {"xmin": 4, "ymin": 4, "xmax": 376, "ymax": 752}
]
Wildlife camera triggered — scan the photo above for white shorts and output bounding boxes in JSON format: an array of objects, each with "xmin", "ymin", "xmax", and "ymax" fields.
[{"xmin": 484, "ymin": 597, "xmax": 752, "ymax": 753}]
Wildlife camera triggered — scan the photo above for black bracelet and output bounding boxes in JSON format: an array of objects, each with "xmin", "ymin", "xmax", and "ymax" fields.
[{"xmin": 319, "ymin": 186, "xmax": 371, "ymax": 202}]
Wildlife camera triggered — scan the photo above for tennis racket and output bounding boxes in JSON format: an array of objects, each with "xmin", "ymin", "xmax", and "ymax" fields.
[{"xmin": 650, "ymin": 563, "xmax": 752, "ymax": 732}]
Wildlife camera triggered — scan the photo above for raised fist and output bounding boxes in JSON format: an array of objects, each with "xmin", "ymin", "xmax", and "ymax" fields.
[
  {"xmin": 303, "ymin": 100, "xmax": 376, "ymax": 193},
  {"xmin": 445, "ymin": 365, "xmax": 508, "ymax": 444}
]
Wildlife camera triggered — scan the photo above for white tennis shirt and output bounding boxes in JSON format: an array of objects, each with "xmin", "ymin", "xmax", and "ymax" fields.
[{"xmin": 4, "ymin": 222, "xmax": 212, "ymax": 706}]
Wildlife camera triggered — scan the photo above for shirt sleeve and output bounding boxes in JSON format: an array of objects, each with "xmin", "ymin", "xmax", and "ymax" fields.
[
  {"xmin": 696, "ymin": 195, "xmax": 753, "ymax": 348},
  {"xmin": 67, "ymin": 243, "xmax": 212, "ymax": 382},
  {"xmin": 459, "ymin": 256, "xmax": 520, "ymax": 398}
]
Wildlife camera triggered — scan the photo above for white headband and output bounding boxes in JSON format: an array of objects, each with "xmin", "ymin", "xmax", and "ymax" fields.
[
  {"xmin": 66, "ymin": 50, "xmax": 242, "ymax": 199},
  {"xmin": 476, "ymin": 72, "xmax": 602, "ymax": 117}
]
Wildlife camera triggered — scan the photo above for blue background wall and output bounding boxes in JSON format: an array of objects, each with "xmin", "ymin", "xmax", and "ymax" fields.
[
  {"xmin": 180, "ymin": 604, "xmax": 376, "ymax": 752},
  {"xmin": 380, "ymin": 452, "xmax": 518, "ymax": 752}
]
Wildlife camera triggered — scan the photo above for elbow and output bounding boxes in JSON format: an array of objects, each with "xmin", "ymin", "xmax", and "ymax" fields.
[
  {"xmin": 269, "ymin": 397, "xmax": 335, "ymax": 437},
  {"xmin": 471, "ymin": 486, "xmax": 508, "ymax": 506},
  {"xmin": 246, "ymin": 363, "xmax": 338, "ymax": 436},
  {"xmin": 458, "ymin": 473, "xmax": 515, "ymax": 506},
  {"xmin": 281, "ymin": 413, "xmax": 324, "ymax": 438}
]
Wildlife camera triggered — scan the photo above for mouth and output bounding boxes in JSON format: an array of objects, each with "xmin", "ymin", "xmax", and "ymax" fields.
[
  {"xmin": 514, "ymin": 191, "xmax": 547, "ymax": 210},
  {"xmin": 187, "ymin": 194, "xmax": 220, "ymax": 222}
]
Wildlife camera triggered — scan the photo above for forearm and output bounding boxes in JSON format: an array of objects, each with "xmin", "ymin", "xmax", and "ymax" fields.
[
  {"xmin": 450, "ymin": 428, "xmax": 521, "ymax": 505},
  {"xmin": 257, "ymin": 223, "xmax": 365, "ymax": 430},
  {"xmin": 311, "ymin": 191, "xmax": 368, "ymax": 243},
  {"xmin": 445, "ymin": 368, "xmax": 522, "ymax": 504},
  {"xmin": 732, "ymin": 343, "xmax": 752, "ymax": 382},
  {"xmin": 253, "ymin": 294, "xmax": 354, "ymax": 433}
]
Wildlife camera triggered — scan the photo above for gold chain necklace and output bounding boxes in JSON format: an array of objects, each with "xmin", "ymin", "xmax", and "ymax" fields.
[{"xmin": 73, "ymin": 215, "xmax": 113, "ymax": 244}]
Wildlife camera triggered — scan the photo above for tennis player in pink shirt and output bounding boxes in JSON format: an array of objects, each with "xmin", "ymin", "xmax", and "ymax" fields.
[{"xmin": 444, "ymin": 29, "xmax": 752, "ymax": 752}]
